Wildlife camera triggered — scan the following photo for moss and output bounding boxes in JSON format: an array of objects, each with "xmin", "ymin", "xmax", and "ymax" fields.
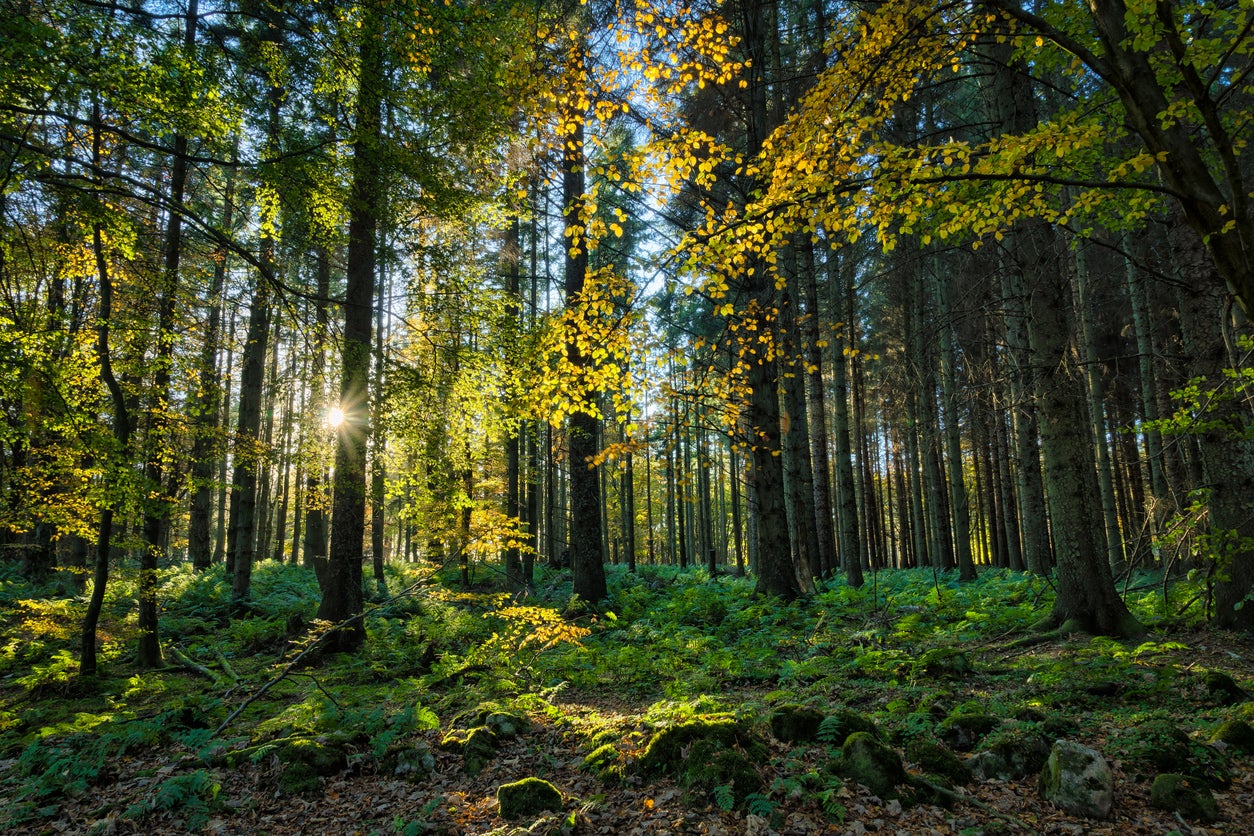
[
  {"xmin": 277, "ymin": 737, "xmax": 348, "ymax": 794},
  {"xmin": 461, "ymin": 726, "xmax": 498, "ymax": 776},
  {"xmin": 637, "ymin": 718, "xmax": 762, "ymax": 777},
  {"xmin": 636, "ymin": 717, "xmax": 765, "ymax": 808},
  {"xmin": 969, "ymin": 730, "xmax": 1050, "ymax": 781},
  {"xmin": 581, "ymin": 743, "xmax": 625, "ymax": 783},
  {"xmin": 1211, "ymin": 719, "xmax": 1254, "ymax": 754},
  {"xmin": 1038, "ymin": 740, "xmax": 1113, "ymax": 820},
  {"xmin": 497, "ymin": 777, "xmax": 562, "ymax": 820},
  {"xmin": 1203, "ymin": 670, "xmax": 1247, "ymax": 706},
  {"xmin": 939, "ymin": 712, "xmax": 1000, "ymax": 752},
  {"xmin": 682, "ymin": 739, "xmax": 763, "ymax": 804},
  {"xmin": 914, "ymin": 647, "xmax": 973, "ymax": 679},
  {"xmin": 769, "ymin": 704, "xmax": 824, "ymax": 743},
  {"xmin": 838, "ymin": 731, "xmax": 907, "ymax": 796},
  {"xmin": 819, "ymin": 708, "xmax": 878, "ymax": 745},
  {"xmin": 1149, "ymin": 773, "xmax": 1220, "ymax": 823},
  {"xmin": 905, "ymin": 738, "xmax": 970, "ymax": 786}
]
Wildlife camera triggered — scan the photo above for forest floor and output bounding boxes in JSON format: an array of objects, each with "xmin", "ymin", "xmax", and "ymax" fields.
[{"xmin": 1, "ymin": 563, "xmax": 1253, "ymax": 836}]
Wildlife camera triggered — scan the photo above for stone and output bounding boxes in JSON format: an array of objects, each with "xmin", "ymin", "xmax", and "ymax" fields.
[
  {"xmin": 581, "ymin": 743, "xmax": 625, "ymax": 782},
  {"xmin": 277, "ymin": 736, "xmax": 348, "ymax": 794},
  {"xmin": 496, "ymin": 777, "xmax": 562, "ymax": 820},
  {"xmin": 940, "ymin": 713, "xmax": 1000, "ymax": 752},
  {"xmin": 769, "ymin": 704, "xmax": 825, "ymax": 743},
  {"xmin": 839, "ymin": 731, "xmax": 907, "ymax": 796},
  {"xmin": 1038, "ymin": 740, "xmax": 1114, "ymax": 819},
  {"xmin": 1210, "ymin": 719, "xmax": 1254, "ymax": 754},
  {"xmin": 1149, "ymin": 773, "xmax": 1220, "ymax": 823},
  {"xmin": 968, "ymin": 731, "xmax": 1050, "ymax": 781},
  {"xmin": 905, "ymin": 739, "xmax": 970, "ymax": 785},
  {"xmin": 1204, "ymin": 670, "xmax": 1247, "ymax": 706}
]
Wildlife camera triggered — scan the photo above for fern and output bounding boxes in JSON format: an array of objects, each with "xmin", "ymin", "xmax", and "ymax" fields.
[
  {"xmin": 744, "ymin": 793, "xmax": 776, "ymax": 817},
  {"xmin": 816, "ymin": 716, "xmax": 845, "ymax": 745},
  {"xmin": 711, "ymin": 783, "xmax": 735, "ymax": 811},
  {"xmin": 123, "ymin": 769, "xmax": 222, "ymax": 828}
]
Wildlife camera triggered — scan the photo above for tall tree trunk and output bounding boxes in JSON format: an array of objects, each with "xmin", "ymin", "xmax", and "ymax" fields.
[
  {"xmin": 228, "ymin": 63, "xmax": 281, "ymax": 605},
  {"xmin": 741, "ymin": 0, "xmax": 797, "ymax": 600},
  {"xmin": 561, "ymin": 59, "xmax": 607, "ymax": 602},
  {"xmin": 1073, "ymin": 242, "xmax": 1125, "ymax": 575},
  {"xmin": 303, "ymin": 245, "xmax": 331, "ymax": 583},
  {"xmin": 370, "ymin": 258, "xmax": 387, "ymax": 595},
  {"xmin": 188, "ymin": 148, "xmax": 233, "ymax": 572},
  {"xmin": 934, "ymin": 260, "xmax": 975, "ymax": 580},
  {"xmin": 82, "ymin": 98, "xmax": 131, "ymax": 677},
  {"xmin": 317, "ymin": 7, "xmax": 382, "ymax": 651}
]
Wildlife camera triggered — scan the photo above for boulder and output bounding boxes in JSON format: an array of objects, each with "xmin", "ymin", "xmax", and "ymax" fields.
[
  {"xmin": 497, "ymin": 777, "xmax": 562, "ymax": 820},
  {"xmin": 769, "ymin": 704, "xmax": 825, "ymax": 743},
  {"xmin": 839, "ymin": 731, "xmax": 907, "ymax": 796},
  {"xmin": 968, "ymin": 731, "xmax": 1050, "ymax": 781},
  {"xmin": 1149, "ymin": 773, "xmax": 1220, "ymax": 823},
  {"xmin": 1038, "ymin": 740, "xmax": 1114, "ymax": 819}
]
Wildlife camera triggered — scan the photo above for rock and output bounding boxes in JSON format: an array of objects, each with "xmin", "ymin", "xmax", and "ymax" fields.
[
  {"xmin": 968, "ymin": 731, "xmax": 1050, "ymax": 781},
  {"xmin": 940, "ymin": 713, "xmax": 1000, "ymax": 752},
  {"xmin": 769, "ymin": 704, "xmax": 825, "ymax": 743},
  {"xmin": 277, "ymin": 736, "xmax": 348, "ymax": 794},
  {"xmin": 1038, "ymin": 740, "xmax": 1114, "ymax": 819},
  {"xmin": 581, "ymin": 743, "xmax": 625, "ymax": 782},
  {"xmin": 905, "ymin": 739, "xmax": 970, "ymax": 785},
  {"xmin": 1210, "ymin": 719, "xmax": 1254, "ymax": 754},
  {"xmin": 385, "ymin": 741, "xmax": 435, "ymax": 783},
  {"xmin": 1204, "ymin": 670, "xmax": 1247, "ymax": 706},
  {"xmin": 819, "ymin": 708, "xmax": 879, "ymax": 744},
  {"xmin": 839, "ymin": 731, "xmax": 907, "ymax": 796},
  {"xmin": 496, "ymin": 776, "xmax": 562, "ymax": 820},
  {"xmin": 914, "ymin": 647, "xmax": 973, "ymax": 679},
  {"xmin": 1149, "ymin": 773, "xmax": 1220, "ymax": 822},
  {"xmin": 636, "ymin": 717, "xmax": 765, "ymax": 808},
  {"xmin": 484, "ymin": 711, "xmax": 530, "ymax": 739},
  {"xmin": 461, "ymin": 726, "xmax": 498, "ymax": 775}
]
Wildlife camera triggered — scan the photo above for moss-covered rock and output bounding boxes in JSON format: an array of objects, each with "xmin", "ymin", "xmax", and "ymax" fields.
[
  {"xmin": 1039, "ymin": 740, "xmax": 1113, "ymax": 820},
  {"xmin": 914, "ymin": 647, "xmax": 973, "ymax": 679},
  {"xmin": 940, "ymin": 712, "xmax": 1000, "ymax": 752},
  {"xmin": 818, "ymin": 708, "xmax": 879, "ymax": 745},
  {"xmin": 1204, "ymin": 670, "xmax": 1247, "ymax": 706},
  {"xmin": 497, "ymin": 777, "xmax": 563, "ymax": 820},
  {"xmin": 1149, "ymin": 773, "xmax": 1220, "ymax": 823},
  {"xmin": 638, "ymin": 718, "xmax": 760, "ymax": 776},
  {"xmin": 441, "ymin": 725, "xmax": 499, "ymax": 775},
  {"xmin": 1210, "ymin": 719, "xmax": 1254, "ymax": 754},
  {"xmin": 838, "ymin": 731, "xmax": 907, "ymax": 796},
  {"xmin": 582, "ymin": 743, "xmax": 625, "ymax": 783},
  {"xmin": 462, "ymin": 726, "xmax": 498, "ymax": 775},
  {"xmin": 277, "ymin": 737, "xmax": 349, "ymax": 794},
  {"xmin": 968, "ymin": 731, "xmax": 1050, "ymax": 782},
  {"xmin": 636, "ymin": 718, "xmax": 765, "ymax": 808},
  {"xmin": 683, "ymin": 739, "xmax": 763, "ymax": 803},
  {"xmin": 769, "ymin": 704, "xmax": 825, "ymax": 743},
  {"xmin": 384, "ymin": 740, "xmax": 435, "ymax": 783},
  {"xmin": 905, "ymin": 739, "xmax": 970, "ymax": 786}
]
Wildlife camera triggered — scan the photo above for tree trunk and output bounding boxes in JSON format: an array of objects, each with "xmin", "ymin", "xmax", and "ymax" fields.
[
  {"xmin": 561, "ymin": 78, "xmax": 607, "ymax": 603},
  {"xmin": 317, "ymin": 8, "xmax": 382, "ymax": 652}
]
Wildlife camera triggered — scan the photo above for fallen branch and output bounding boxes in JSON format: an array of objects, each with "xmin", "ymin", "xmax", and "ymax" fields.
[
  {"xmin": 211, "ymin": 566, "xmax": 446, "ymax": 739},
  {"xmin": 166, "ymin": 644, "xmax": 222, "ymax": 685}
]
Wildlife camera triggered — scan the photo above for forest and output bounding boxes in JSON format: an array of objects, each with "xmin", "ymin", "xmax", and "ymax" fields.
[{"xmin": 1, "ymin": 0, "xmax": 1252, "ymax": 832}]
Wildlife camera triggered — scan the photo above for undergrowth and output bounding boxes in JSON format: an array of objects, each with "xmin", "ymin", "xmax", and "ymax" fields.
[{"xmin": 0, "ymin": 558, "xmax": 1242, "ymax": 832}]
